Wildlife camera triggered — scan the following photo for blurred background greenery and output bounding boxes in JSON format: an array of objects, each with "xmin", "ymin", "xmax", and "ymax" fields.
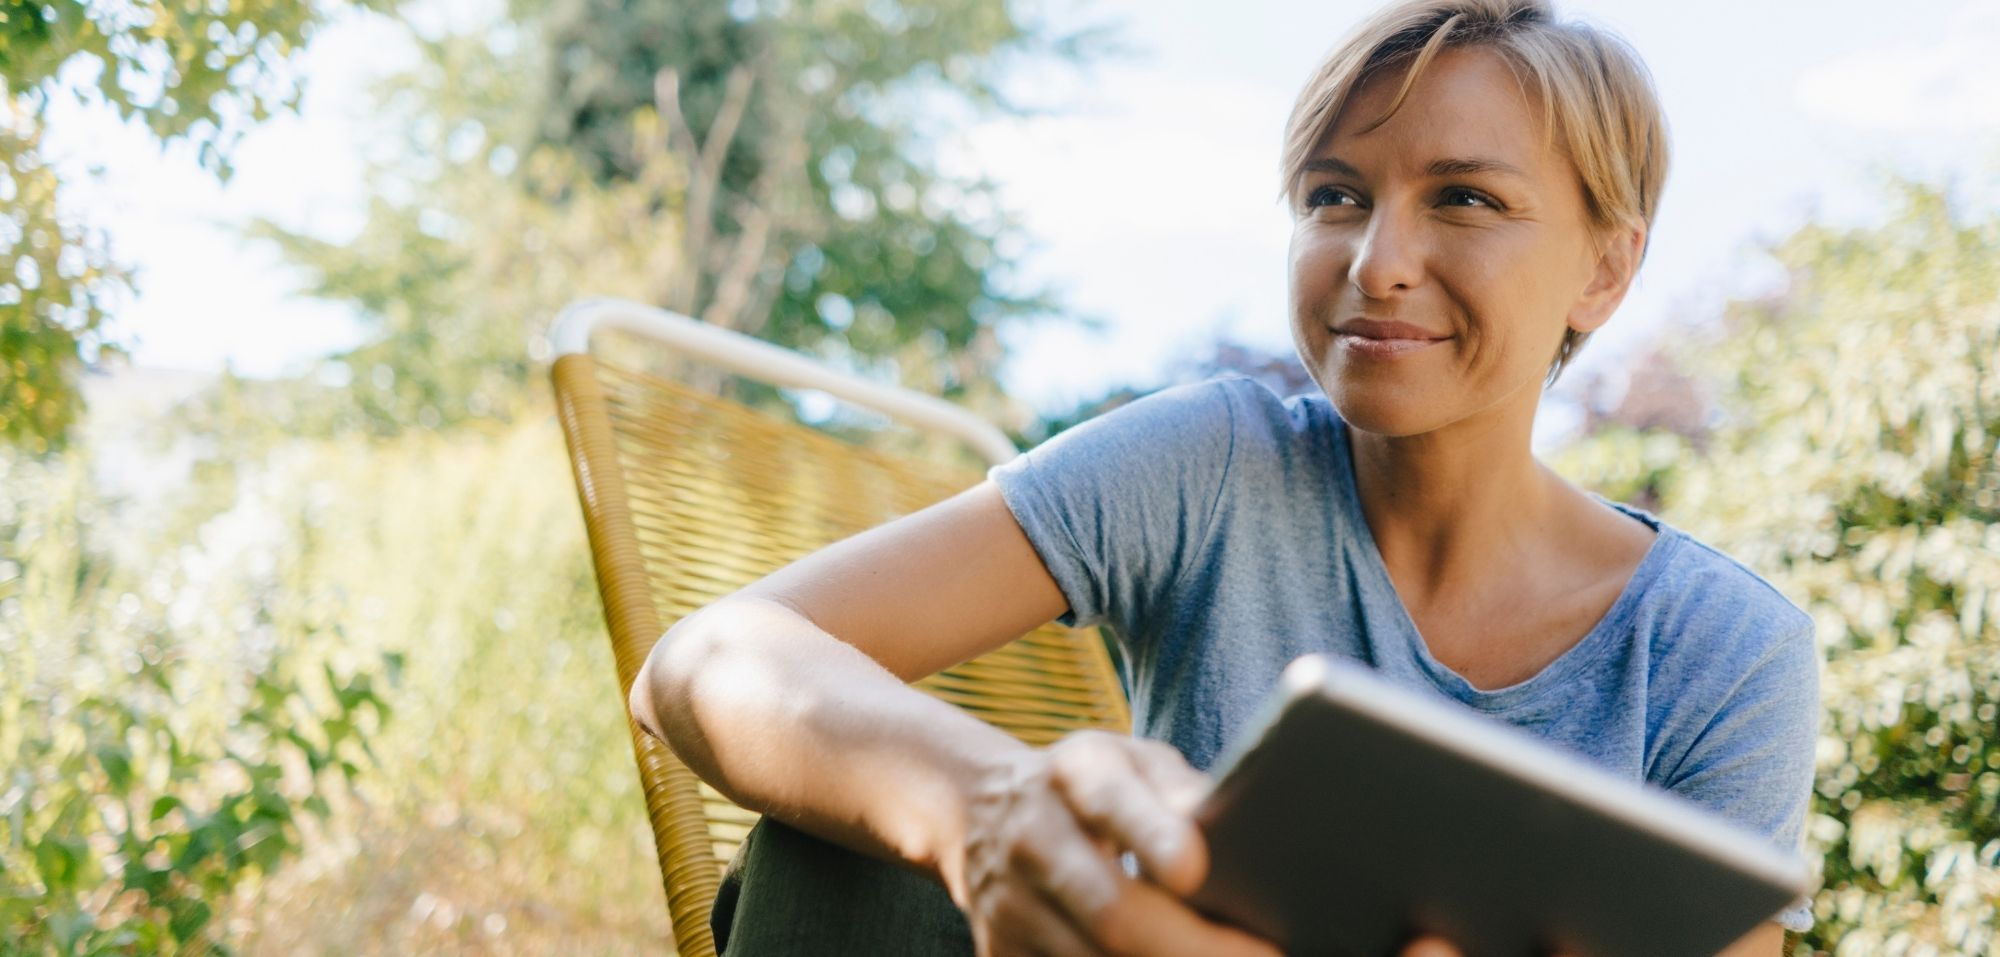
[{"xmin": 1, "ymin": 0, "xmax": 1995, "ymax": 954}]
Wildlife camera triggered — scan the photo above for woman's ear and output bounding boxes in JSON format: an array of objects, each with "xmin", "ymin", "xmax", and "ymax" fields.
[{"xmin": 1568, "ymin": 223, "xmax": 1644, "ymax": 335}]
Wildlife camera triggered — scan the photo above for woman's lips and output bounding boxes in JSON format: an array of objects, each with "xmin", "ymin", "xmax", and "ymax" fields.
[{"xmin": 1333, "ymin": 331, "xmax": 1451, "ymax": 358}]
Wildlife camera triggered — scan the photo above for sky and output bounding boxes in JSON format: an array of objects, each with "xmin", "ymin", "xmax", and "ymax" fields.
[{"xmin": 43, "ymin": 0, "xmax": 2000, "ymax": 420}]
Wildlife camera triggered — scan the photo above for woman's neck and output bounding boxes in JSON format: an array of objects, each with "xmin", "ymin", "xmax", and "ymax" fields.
[{"xmin": 1346, "ymin": 398, "xmax": 1559, "ymax": 610}]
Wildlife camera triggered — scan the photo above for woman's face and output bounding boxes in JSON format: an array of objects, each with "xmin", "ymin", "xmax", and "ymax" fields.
[{"xmin": 1288, "ymin": 45, "xmax": 1637, "ymax": 439}]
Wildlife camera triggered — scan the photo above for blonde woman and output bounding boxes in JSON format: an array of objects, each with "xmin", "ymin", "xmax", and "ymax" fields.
[{"xmin": 629, "ymin": 2, "xmax": 1819, "ymax": 955}]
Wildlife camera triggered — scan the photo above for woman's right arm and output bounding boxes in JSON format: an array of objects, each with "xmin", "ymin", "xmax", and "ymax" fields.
[
  {"xmin": 629, "ymin": 588, "xmax": 1026, "ymax": 898},
  {"xmin": 626, "ymin": 480, "xmax": 1280, "ymax": 957},
  {"xmin": 626, "ymin": 478, "xmax": 1062, "ymax": 887}
]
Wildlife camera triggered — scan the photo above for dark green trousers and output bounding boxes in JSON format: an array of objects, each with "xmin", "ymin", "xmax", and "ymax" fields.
[{"xmin": 710, "ymin": 818, "xmax": 974, "ymax": 955}]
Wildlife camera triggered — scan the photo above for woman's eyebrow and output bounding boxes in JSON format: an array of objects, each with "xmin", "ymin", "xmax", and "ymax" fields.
[
  {"xmin": 1302, "ymin": 156, "xmax": 1365, "ymax": 178},
  {"xmin": 1303, "ymin": 155, "xmax": 1527, "ymax": 179},
  {"xmin": 1425, "ymin": 156, "xmax": 1527, "ymax": 179}
]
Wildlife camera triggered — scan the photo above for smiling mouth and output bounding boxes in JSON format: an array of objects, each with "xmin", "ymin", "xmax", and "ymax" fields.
[{"xmin": 1331, "ymin": 328, "xmax": 1452, "ymax": 359}]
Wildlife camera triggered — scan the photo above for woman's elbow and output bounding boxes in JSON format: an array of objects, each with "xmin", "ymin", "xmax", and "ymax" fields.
[
  {"xmin": 627, "ymin": 610, "xmax": 720, "ymax": 745},
  {"xmin": 627, "ymin": 637, "xmax": 669, "ymax": 743}
]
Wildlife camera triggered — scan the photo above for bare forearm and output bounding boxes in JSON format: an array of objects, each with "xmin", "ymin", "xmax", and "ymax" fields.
[{"xmin": 629, "ymin": 595, "xmax": 1024, "ymax": 894}]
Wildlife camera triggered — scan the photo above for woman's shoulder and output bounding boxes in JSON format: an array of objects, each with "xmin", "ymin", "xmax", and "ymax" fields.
[
  {"xmin": 1110, "ymin": 374, "xmax": 1336, "ymax": 424},
  {"xmin": 1041, "ymin": 375, "xmax": 1342, "ymax": 458},
  {"xmin": 1622, "ymin": 506, "xmax": 1815, "ymax": 666},
  {"xmin": 1212, "ymin": 374, "xmax": 1345, "ymax": 432},
  {"xmin": 1185, "ymin": 375, "xmax": 1349, "ymax": 455}
]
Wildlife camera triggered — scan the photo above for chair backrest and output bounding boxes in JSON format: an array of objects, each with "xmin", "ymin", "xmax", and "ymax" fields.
[{"xmin": 552, "ymin": 345, "xmax": 1130, "ymax": 956}]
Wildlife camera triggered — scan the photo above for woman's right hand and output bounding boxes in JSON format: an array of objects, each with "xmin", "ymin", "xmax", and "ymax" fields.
[{"xmin": 956, "ymin": 729, "xmax": 1283, "ymax": 957}]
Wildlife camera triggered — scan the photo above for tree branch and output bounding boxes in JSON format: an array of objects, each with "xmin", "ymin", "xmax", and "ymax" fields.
[
  {"xmin": 703, "ymin": 114, "xmax": 805, "ymax": 333},
  {"xmin": 653, "ymin": 64, "xmax": 758, "ymax": 318}
]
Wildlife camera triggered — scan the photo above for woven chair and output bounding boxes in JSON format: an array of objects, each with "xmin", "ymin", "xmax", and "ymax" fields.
[{"xmin": 549, "ymin": 299, "xmax": 1132, "ymax": 956}]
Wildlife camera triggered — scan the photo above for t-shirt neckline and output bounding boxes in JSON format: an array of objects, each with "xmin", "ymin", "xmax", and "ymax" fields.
[{"xmin": 1329, "ymin": 416, "xmax": 1683, "ymax": 712}]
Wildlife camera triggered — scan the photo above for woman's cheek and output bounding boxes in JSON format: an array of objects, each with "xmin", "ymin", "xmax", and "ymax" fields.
[{"xmin": 1288, "ymin": 229, "xmax": 1348, "ymax": 314}]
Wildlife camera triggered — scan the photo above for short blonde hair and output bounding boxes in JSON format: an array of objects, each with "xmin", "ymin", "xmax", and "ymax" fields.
[{"xmin": 1280, "ymin": 0, "xmax": 1669, "ymax": 383}]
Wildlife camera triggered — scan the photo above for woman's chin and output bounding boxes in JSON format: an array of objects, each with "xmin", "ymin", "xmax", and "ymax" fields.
[
  {"xmin": 1321, "ymin": 384, "xmax": 1441, "ymax": 438},
  {"xmin": 1337, "ymin": 409, "xmax": 1437, "ymax": 438}
]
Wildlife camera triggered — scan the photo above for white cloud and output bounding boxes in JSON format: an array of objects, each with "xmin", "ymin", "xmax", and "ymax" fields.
[{"xmin": 1794, "ymin": 1, "xmax": 2000, "ymax": 133}]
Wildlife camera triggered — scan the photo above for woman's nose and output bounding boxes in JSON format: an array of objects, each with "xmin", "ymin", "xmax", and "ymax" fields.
[{"xmin": 1348, "ymin": 209, "xmax": 1424, "ymax": 299}]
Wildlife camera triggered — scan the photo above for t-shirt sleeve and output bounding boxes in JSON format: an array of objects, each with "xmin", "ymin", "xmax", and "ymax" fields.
[
  {"xmin": 986, "ymin": 378, "xmax": 1239, "ymax": 638},
  {"xmin": 1662, "ymin": 620, "xmax": 1822, "ymax": 934}
]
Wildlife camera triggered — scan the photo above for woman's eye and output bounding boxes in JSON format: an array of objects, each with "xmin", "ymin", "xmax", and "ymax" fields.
[
  {"xmin": 1305, "ymin": 185, "xmax": 1356, "ymax": 209},
  {"xmin": 1442, "ymin": 188, "xmax": 1495, "ymax": 208}
]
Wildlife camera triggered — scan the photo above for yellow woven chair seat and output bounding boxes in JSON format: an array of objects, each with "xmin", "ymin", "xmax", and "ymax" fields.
[{"xmin": 553, "ymin": 351, "xmax": 1130, "ymax": 956}]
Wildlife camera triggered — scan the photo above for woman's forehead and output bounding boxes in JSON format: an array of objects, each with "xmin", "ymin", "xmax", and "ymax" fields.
[{"xmin": 1316, "ymin": 46, "xmax": 1561, "ymax": 180}]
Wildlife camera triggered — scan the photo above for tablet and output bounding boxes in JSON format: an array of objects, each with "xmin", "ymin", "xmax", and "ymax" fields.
[{"xmin": 1186, "ymin": 655, "xmax": 1810, "ymax": 957}]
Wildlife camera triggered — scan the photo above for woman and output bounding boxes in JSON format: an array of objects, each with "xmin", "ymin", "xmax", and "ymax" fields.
[{"xmin": 629, "ymin": 1, "xmax": 1820, "ymax": 955}]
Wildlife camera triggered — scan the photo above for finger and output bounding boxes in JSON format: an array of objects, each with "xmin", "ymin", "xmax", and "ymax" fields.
[
  {"xmin": 1398, "ymin": 935, "xmax": 1465, "ymax": 957},
  {"xmin": 1084, "ymin": 878, "xmax": 1282, "ymax": 957},
  {"xmin": 1006, "ymin": 798, "xmax": 1126, "ymax": 933},
  {"xmin": 1123, "ymin": 737, "xmax": 1216, "ymax": 893},
  {"xmin": 1125, "ymin": 737, "xmax": 1212, "ymax": 817},
  {"xmin": 1006, "ymin": 806, "xmax": 1274, "ymax": 957},
  {"xmin": 981, "ymin": 883, "xmax": 1103, "ymax": 957},
  {"xmin": 1049, "ymin": 736, "xmax": 1206, "ymax": 895}
]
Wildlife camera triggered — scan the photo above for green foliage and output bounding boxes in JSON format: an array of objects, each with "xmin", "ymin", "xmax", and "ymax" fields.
[
  {"xmin": 536, "ymin": 0, "xmax": 1076, "ymax": 363},
  {"xmin": 1550, "ymin": 424, "xmax": 1691, "ymax": 514},
  {"xmin": 0, "ymin": 111, "xmax": 125, "ymax": 453},
  {"xmin": 1560, "ymin": 181, "xmax": 2000, "ymax": 955},
  {"xmin": 0, "ymin": 0, "xmax": 378, "ymax": 452},
  {"xmin": 0, "ymin": 444, "xmax": 397, "ymax": 954},
  {"xmin": 1, "ymin": 0, "xmax": 330, "ymax": 157},
  {"xmin": 252, "ymin": 114, "xmax": 689, "ymax": 436},
  {"xmin": 211, "ymin": 417, "xmax": 667, "ymax": 954},
  {"xmin": 265, "ymin": 0, "xmax": 1095, "ymax": 439},
  {"xmin": 3, "ymin": 368, "xmax": 666, "ymax": 951}
]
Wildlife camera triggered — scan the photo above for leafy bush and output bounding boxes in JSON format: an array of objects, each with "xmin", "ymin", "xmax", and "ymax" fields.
[
  {"xmin": 0, "ymin": 447, "xmax": 396, "ymax": 954},
  {"xmin": 1562, "ymin": 181, "xmax": 2000, "ymax": 956},
  {"xmin": 215, "ymin": 419, "xmax": 669, "ymax": 955},
  {"xmin": 2, "ymin": 381, "xmax": 668, "ymax": 954}
]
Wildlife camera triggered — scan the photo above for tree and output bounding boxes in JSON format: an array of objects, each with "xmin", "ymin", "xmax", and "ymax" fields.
[
  {"xmin": 0, "ymin": 108, "xmax": 123, "ymax": 452},
  {"xmin": 535, "ymin": 0, "xmax": 1081, "ymax": 359},
  {"xmin": 261, "ymin": 0, "xmax": 1100, "ymax": 439},
  {"xmin": 0, "ymin": 0, "xmax": 380, "ymax": 451}
]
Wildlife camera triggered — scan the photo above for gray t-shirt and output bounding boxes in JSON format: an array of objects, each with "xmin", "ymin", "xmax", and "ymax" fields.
[{"xmin": 989, "ymin": 376, "xmax": 1820, "ymax": 933}]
